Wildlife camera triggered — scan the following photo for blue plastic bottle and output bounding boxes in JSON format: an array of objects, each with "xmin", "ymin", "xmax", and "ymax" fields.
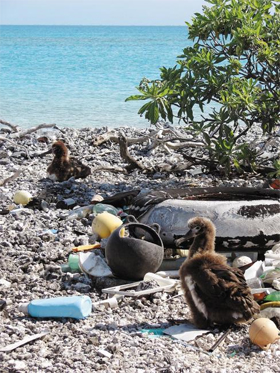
[{"xmin": 19, "ymin": 295, "xmax": 92, "ymax": 319}]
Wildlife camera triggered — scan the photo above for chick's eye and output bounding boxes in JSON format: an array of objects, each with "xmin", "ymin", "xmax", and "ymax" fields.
[{"xmin": 194, "ymin": 226, "xmax": 201, "ymax": 232}]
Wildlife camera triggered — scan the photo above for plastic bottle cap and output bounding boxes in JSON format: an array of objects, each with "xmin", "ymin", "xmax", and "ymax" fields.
[{"xmin": 19, "ymin": 303, "xmax": 29, "ymax": 315}]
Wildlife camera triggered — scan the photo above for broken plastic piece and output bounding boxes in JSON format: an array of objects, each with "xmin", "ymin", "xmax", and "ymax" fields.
[
  {"xmin": 244, "ymin": 261, "xmax": 263, "ymax": 281},
  {"xmin": 163, "ymin": 323, "xmax": 210, "ymax": 342},
  {"xmin": 79, "ymin": 251, "xmax": 113, "ymax": 277},
  {"xmin": 92, "ymin": 295, "xmax": 122, "ymax": 310},
  {"xmin": 140, "ymin": 328, "xmax": 165, "ymax": 338},
  {"xmin": 0, "ymin": 331, "xmax": 49, "ymax": 352},
  {"xmin": 97, "ymin": 349, "xmax": 112, "ymax": 358},
  {"xmin": 246, "ymin": 277, "xmax": 263, "ymax": 289},
  {"xmin": 63, "ymin": 205, "xmax": 95, "ymax": 220},
  {"xmin": 72, "ymin": 243, "xmax": 101, "ymax": 253},
  {"xmin": 264, "ymin": 291, "xmax": 280, "ymax": 302},
  {"xmin": 56, "ymin": 198, "xmax": 77, "ymax": 209},
  {"xmin": 156, "ymin": 270, "xmax": 180, "ymax": 278},
  {"xmin": 143, "ymin": 272, "xmax": 177, "ymax": 292},
  {"xmin": 102, "ymin": 273, "xmax": 178, "ymax": 297}
]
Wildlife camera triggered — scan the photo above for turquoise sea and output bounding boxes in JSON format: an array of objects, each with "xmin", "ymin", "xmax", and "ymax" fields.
[{"xmin": 0, "ymin": 25, "xmax": 194, "ymax": 129}]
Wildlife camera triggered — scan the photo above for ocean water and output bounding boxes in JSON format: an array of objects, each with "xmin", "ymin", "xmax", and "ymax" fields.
[{"xmin": 0, "ymin": 25, "xmax": 194, "ymax": 129}]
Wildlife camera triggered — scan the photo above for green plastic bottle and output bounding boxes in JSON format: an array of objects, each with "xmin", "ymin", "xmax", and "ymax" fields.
[
  {"xmin": 61, "ymin": 254, "xmax": 81, "ymax": 273},
  {"xmin": 264, "ymin": 291, "xmax": 280, "ymax": 302}
]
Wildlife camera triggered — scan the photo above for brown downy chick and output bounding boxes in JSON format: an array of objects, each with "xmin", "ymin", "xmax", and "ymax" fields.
[
  {"xmin": 175, "ymin": 217, "xmax": 260, "ymax": 329},
  {"xmin": 47, "ymin": 141, "xmax": 91, "ymax": 182}
]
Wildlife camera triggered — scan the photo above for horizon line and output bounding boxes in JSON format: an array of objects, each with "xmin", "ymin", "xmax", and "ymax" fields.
[{"xmin": 0, "ymin": 24, "xmax": 187, "ymax": 27}]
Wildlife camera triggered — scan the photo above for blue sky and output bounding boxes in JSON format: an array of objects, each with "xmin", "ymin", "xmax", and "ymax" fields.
[{"xmin": 0, "ymin": 0, "xmax": 206, "ymax": 25}]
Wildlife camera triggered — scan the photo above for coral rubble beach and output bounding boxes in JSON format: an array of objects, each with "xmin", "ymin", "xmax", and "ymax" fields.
[{"xmin": 0, "ymin": 124, "xmax": 280, "ymax": 372}]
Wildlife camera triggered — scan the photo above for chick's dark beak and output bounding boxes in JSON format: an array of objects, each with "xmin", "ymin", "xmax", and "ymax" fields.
[{"xmin": 174, "ymin": 228, "xmax": 195, "ymax": 247}]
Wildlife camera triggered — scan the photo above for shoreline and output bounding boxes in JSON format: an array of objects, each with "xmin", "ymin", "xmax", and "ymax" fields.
[{"xmin": 0, "ymin": 125, "xmax": 279, "ymax": 372}]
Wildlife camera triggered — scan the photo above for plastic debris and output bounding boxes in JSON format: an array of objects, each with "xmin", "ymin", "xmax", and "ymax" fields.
[
  {"xmin": 72, "ymin": 243, "xmax": 101, "ymax": 253},
  {"xmin": 92, "ymin": 295, "xmax": 122, "ymax": 310},
  {"xmin": 140, "ymin": 328, "xmax": 165, "ymax": 338},
  {"xmin": 244, "ymin": 261, "xmax": 263, "ymax": 280},
  {"xmin": 19, "ymin": 295, "xmax": 92, "ymax": 319},
  {"xmin": 261, "ymin": 268, "xmax": 280, "ymax": 285},
  {"xmin": 272, "ymin": 279, "xmax": 280, "ymax": 290},
  {"xmin": 63, "ymin": 205, "xmax": 96, "ymax": 220},
  {"xmin": 63, "ymin": 203, "xmax": 122, "ymax": 221},
  {"xmin": 92, "ymin": 211, "xmax": 123, "ymax": 238},
  {"xmin": 156, "ymin": 270, "xmax": 180, "ymax": 278},
  {"xmin": 246, "ymin": 277, "xmax": 263, "ymax": 289},
  {"xmin": 264, "ymin": 291, "xmax": 280, "ymax": 302},
  {"xmin": 163, "ymin": 323, "xmax": 210, "ymax": 342},
  {"xmin": 56, "ymin": 198, "xmax": 77, "ymax": 209},
  {"xmin": 13, "ymin": 190, "xmax": 33, "ymax": 205},
  {"xmin": 260, "ymin": 301, "xmax": 280, "ymax": 310},
  {"xmin": 102, "ymin": 272, "xmax": 178, "ymax": 297},
  {"xmin": 79, "ymin": 251, "xmax": 113, "ymax": 278},
  {"xmin": 143, "ymin": 272, "xmax": 177, "ymax": 292},
  {"xmin": 97, "ymin": 349, "xmax": 112, "ymax": 358},
  {"xmin": 249, "ymin": 318, "xmax": 280, "ymax": 350},
  {"xmin": 61, "ymin": 254, "xmax": 82, "ymax": 273},
  {"xmin": 0, "ymin": 331, "xmax": 49, "ymax": 352}
]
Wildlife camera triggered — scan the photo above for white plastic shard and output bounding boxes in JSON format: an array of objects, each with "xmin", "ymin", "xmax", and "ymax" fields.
[
  {"xmin": 0, "ymin": 331, "xmax": 49, "ymax": 352},
  {"xmin": 163, "ymin": 323, "xmax": 210, "ymax": 342}
]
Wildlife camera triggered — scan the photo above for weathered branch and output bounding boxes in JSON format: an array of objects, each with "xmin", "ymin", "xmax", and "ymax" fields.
[
  {"xmin": 92, "ymin": 131, "xmax": 118, "ymax": 146},
  {"xmin": 118, "ymin": 132, "xmax": 146, "ymax": 171},
  {"xmin": 92, "ymin": 128, "xmax": 192, "ymax": 148},
  {"xmin": 0, "ymin": 160, "xmax": 36, "ymax": 186},
  {"xmin": 164, "ymin": 140, "xmax": 204, "ymax": 150},
  {"xmin": 92, "ymin": 165, "xmax": 128, "ymax": 174},
  {"xmin": 11, "ymin": 123, "xmax": 58, "ymax": 139},
  {"xmin": 0, "ymin": 170, "xmax": 22, "ymax": 187},
  {"xmin": 0, "ymin": 119, "xmax": 19, "ymax": 132}
]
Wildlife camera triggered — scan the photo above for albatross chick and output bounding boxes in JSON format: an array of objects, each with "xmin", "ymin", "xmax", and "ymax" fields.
[
  {"xmin": 47, "ymin": 141, "xmax": 91, "ymax": 182},
  {"xmin": 175, "ymin": 217, "xmax": 260, "ymax": 329}
]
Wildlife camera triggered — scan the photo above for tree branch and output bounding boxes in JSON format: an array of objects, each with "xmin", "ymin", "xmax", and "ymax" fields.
[
  {"xmin": 0, "ymin": 119, "xmax": 19, "ymax": 132},
  {"xmin": 118, "ymin": 132, "xmax": 146, "ymax": 172},
  {"xmin": 10, "ymin": 123, "xmax": 58, "ymax": 139}
]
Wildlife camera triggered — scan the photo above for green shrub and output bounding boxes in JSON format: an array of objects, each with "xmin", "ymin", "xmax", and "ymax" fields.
[{"xmin": 126, "ymin": 0, "xmax": 280, "ymax": 174}]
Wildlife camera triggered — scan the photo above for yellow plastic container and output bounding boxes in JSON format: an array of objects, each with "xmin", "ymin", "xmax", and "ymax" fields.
[
  {"xmin": 13, "ymin": 190, "xmax": 33, "ymax": 206},
  {"xmin": 92, "ymin": 211, "xmax": 123, "ymax": 238}
]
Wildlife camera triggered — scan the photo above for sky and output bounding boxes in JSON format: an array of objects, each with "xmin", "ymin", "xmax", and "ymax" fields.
[{"xmin": 0, "ymin": 0, "xmax": 206, "ymax": 26}]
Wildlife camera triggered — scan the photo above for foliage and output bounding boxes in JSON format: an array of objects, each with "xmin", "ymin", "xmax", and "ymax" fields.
[
  {"xmin": 268, "ymin": 159, "xmax": 280, "ymax": 178},
  {"xmin": 126, "ymin": 0, "xmax": 280, "ymax": 174}
]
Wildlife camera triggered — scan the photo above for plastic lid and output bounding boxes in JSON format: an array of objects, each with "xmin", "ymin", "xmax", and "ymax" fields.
[{"xmin": 19, "ymin": 303, "xmax": 29, "ymax": 315}]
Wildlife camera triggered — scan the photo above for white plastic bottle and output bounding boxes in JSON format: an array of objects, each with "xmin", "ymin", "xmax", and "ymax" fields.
[{"xmin": 19, "ymin": 295, "xmax": 92, "ymax": 319}]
